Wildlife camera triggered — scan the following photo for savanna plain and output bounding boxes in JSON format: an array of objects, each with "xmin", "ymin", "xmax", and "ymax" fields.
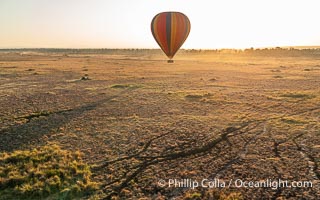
[{"xmin": 0, "ymin": 49, "xmax": 319, "ymax": 199}]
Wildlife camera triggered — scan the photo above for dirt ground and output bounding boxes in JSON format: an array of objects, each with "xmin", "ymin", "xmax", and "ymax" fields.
[{"xmin": 0, "ymin": 50, "xmax": 319, "ymax": 199}]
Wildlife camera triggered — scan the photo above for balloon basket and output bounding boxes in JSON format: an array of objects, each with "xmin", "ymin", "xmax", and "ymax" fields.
[{"xmin": 167, "ymin": 60, "xmax": 174, "ymax": 63}]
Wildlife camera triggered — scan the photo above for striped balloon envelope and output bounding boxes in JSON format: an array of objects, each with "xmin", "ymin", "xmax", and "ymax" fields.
[{"xmin": 151, "ymin": 12, "xmax": 191, "ymax": 62}]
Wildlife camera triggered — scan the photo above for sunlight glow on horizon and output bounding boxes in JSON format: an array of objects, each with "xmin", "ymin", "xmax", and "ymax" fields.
[{"xmin": 0, "ymin": 0, "xmax": 320, "ymax": 49}]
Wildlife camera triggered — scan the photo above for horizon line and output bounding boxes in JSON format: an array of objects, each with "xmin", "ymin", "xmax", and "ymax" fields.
[{"xmin": 1, "ymin": 45, "xmax": 320, "ymax": 50}]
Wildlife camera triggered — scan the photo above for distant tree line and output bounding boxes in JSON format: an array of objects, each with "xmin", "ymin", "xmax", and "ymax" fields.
[
  {"xmin": 181, "ymin": 47, "xmax": 320, "ymax": 57},
  {"xmin": 0, "ymin": 48, "xmax": 162, "ymax": 55},
  {"xmin": 1, "ymin": 47, "xmax": 320, "ymax": 57}
]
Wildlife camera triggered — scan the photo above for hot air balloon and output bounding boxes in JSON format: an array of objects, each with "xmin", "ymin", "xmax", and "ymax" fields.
[{"xmin": 151, "ymin": 12, "xmax": 191, "ymax": 63}]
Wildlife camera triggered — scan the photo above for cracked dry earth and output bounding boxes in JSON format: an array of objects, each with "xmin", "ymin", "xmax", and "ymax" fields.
[{"xmin": 0, "ymin": 52, "xmax": 319, "ymax": 199}]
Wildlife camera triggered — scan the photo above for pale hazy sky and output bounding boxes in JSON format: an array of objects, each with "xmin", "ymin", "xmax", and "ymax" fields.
[{"xmin": 1, "ymin": 0, "xmax": 320, "ymax": 49}]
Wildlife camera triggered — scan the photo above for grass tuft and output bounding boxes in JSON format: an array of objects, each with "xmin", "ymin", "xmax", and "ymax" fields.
[
  {"xmin": 280, "ymin": 93, "xmax": 315, "ymax": 99},
  {"xmin": 185, "ymin": 93, "xmax": 213, "ymax": 100},
  {"xmin": 185, "ymin": 94, "xmax": 204, "ymax": 99},
  {"xmin": 0, "ymin": 144, "xmax": 99, "ymax": 200},
  {"xmin": 110, "ymin": 84, "xmax": 141, "ymax": 89},
  {"xmin": 280, "ymin": 117, "xmax": 306, "ymax": 125},
  {"xmin": 184, "ymin": 190, "xmax": 243, "ymax": 200}
]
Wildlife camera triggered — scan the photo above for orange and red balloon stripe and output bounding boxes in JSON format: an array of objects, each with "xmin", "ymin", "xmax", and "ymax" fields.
[{"xmin": 151, "ymin": 12, "xmax": 191, "ymax": 59}]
